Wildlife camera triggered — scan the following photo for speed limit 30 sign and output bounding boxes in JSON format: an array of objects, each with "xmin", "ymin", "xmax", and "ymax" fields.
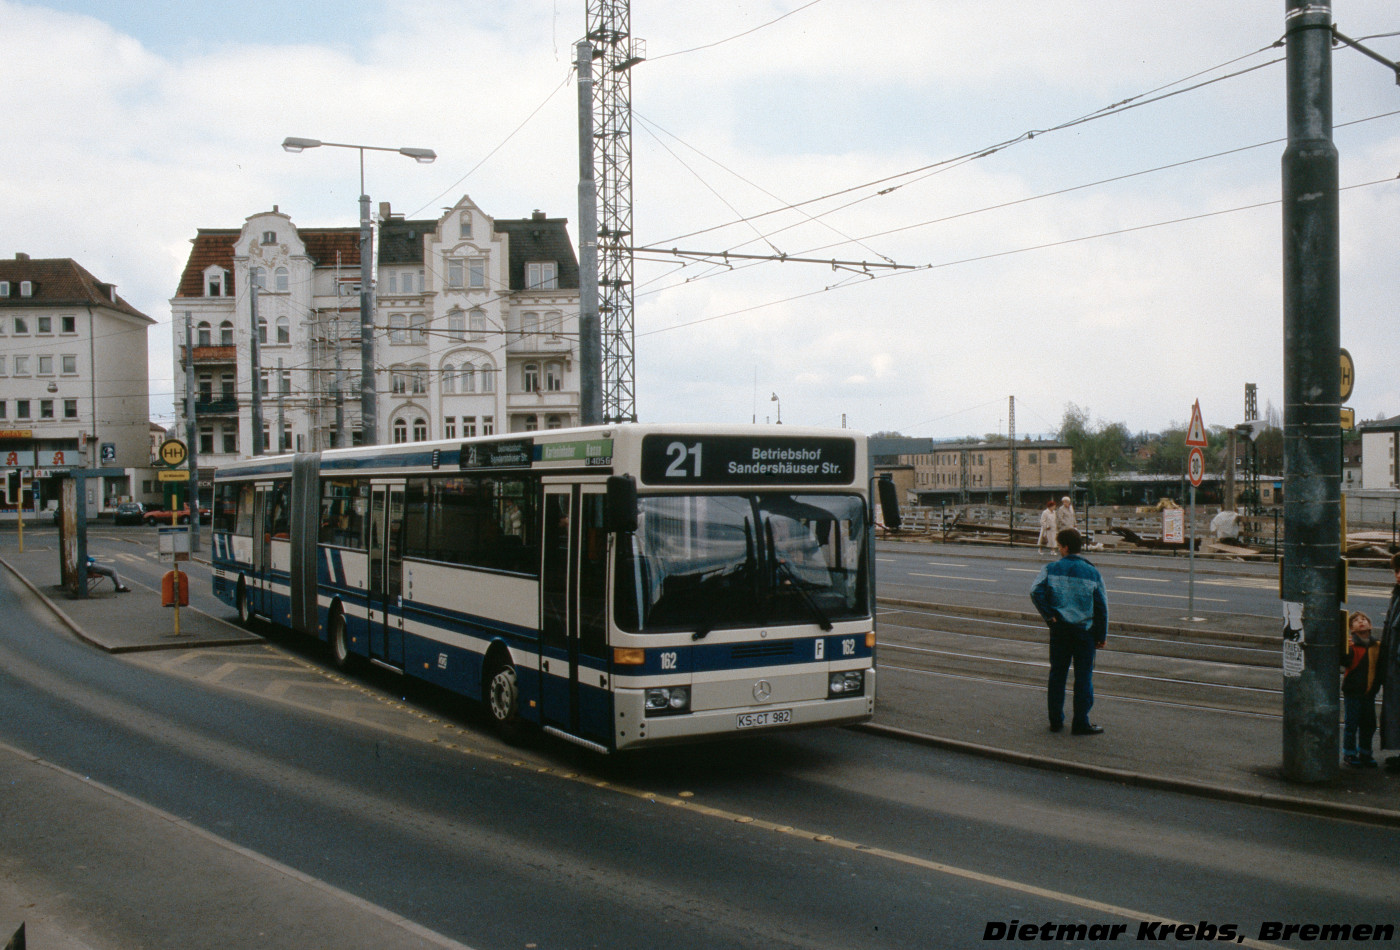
[{"xmin": 1187, "ymin": 446, "xmax": 1205, "ymax": 487}]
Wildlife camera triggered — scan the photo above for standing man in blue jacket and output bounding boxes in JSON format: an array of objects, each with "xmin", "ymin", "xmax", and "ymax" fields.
[{"xmin": 1030, "ymin": 528, "xmax": 1109, "ymax": 735}]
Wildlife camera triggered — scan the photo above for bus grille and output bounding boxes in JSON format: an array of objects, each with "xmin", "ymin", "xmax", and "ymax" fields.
[{"xmin": 730, "ymin": 641, "xmax": 795, "ymax": 660}]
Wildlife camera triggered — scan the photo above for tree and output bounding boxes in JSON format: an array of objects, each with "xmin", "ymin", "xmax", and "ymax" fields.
[{"xmin": 1058, "ymin": 404, "xmax": 1130, "ymax": 502}]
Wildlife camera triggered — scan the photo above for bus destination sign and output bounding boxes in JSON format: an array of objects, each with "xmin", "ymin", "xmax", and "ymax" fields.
[
  {"xmin": 460, "ymin": 439, "xmax": 534, "ymax": 470},
  {"xmin": 640, "ymin": 435, "xmax": 856, "ymax": 486}
]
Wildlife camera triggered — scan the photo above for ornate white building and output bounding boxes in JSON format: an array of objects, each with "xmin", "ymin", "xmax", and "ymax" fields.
[{"xmin": 169, "ymin": 196, "xmax": 581, "ymax": 471}]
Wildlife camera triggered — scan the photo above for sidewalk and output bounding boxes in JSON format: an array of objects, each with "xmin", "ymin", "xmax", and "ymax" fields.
[
  {"xmin": 0, "ymin": 547, "xmax": 261, "ymax": 653},
  {"xmin": 2, "ymin": 543, "xmax": 1396, "ymax": 826}
]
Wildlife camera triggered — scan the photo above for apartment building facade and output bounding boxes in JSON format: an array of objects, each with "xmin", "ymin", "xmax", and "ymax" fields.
[{"xmin": 169, "ymin": 196, "xmax": 581, "ymax": 472}]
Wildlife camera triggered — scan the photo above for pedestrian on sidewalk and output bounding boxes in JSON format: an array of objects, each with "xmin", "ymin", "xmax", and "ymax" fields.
[
  {"xmin": 1030, "ymin": 528, "xmax": 1108, "ymax": 735},
  {"xmin": 1055, "ymin": 495, "xmax": 1077, "ymax": 535},
  {"xmin": 86, "ymin": 556, "xmax": 131, "ymax": 593},
  {"xmin": 1379, "ymin": 553, "xmax": 1400, "ymax": 772},
  {"xmin": 1037, "ymin": 499, "xmax": 1058, "ymax": 554},
  {"xmin": 1341, "ymin": 610, "xmax": 1383, "ymax": 768}
]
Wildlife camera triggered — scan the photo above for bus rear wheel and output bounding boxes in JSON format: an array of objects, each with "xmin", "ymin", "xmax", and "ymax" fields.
[
  {"xmin": 236, "ymin": 582, "xmax": 252, "ymax": 627},
  {"xmin": 329, "ymin": 611, "xmax": 354, "ymax": 671},
  {"xmin": 485, "ymin": 661, "xmax": 522, "ymax": 738}
]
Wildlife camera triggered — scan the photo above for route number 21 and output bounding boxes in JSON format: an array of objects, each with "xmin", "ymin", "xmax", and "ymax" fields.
[{"xmin": 665, "ymin": 441, "xmax": 702, "ymax": 478}]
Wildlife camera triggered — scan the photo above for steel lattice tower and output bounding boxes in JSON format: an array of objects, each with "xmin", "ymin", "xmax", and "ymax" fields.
[{"xmin": 587, "ymin": 0, "xmax": 642, "ymax": 423}]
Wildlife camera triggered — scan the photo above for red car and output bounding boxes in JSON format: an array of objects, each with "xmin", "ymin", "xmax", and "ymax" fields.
[{"xmin": 143, "ymin": 506, "xmax": 210, "ymax": 526}]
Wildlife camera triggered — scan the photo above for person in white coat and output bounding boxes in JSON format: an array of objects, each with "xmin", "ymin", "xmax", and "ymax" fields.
[
  {"xmin": 1055, "ymin": 496, "xmax": 1077, "ymax": 535},
  {"xmin": 1038, "ymin": 499, "xmax": 1058, "ymax": 553}
]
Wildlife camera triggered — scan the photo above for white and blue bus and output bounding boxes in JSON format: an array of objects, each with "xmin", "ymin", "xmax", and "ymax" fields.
[{"xmin": 211, "ymin": 424, "xmax": 885, "ymax": 753}]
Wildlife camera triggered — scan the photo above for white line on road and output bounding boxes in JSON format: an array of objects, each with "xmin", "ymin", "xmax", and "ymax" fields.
[
  {"xmin": 1108, "ymin": 589, "xmax": 1228, "ymax": 603},
  {"xmin": 1115, "ymin": 575, "xmax": 1170, "ymax": 584},
  {"xmin": 910, "ymin": 573, "xmax": 998, "ymax": 583}
]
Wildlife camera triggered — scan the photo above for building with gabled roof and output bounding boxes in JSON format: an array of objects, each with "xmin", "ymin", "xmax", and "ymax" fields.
[
  {"xmin": 0, "ymin": 253, "xmax": 156, "ymax": 514},
  {"xmin": 170, "ymin": 197, "xmax": 581, "ymax": 481}
]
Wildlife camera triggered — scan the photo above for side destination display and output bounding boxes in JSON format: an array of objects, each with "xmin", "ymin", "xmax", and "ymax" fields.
[
  {"xmin": 640, "ymin": 434, "xmax": 856, "ymax": 486},
  {"xmin": 458, "ymin": 437, "xmax": 614, "ymax": 471}
]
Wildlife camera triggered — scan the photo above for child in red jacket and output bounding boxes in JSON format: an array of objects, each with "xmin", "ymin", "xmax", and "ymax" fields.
[{"xmin": 1342, "ymin": 611, "xmax": 1384, "ymax": 768}]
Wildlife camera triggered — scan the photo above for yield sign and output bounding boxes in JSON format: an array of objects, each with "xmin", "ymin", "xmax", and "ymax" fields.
[{"xmin": 1185, "ymin": 400, "xmax": 1208, "ymax": 447}]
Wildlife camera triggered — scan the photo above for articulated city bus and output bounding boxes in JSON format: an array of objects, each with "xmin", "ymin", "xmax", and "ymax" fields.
[{"xmin": 211, "ymin": 424, "xmax": 883, "ymax": 753}]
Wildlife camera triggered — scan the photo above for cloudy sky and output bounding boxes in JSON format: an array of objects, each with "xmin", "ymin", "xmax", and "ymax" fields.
[{"xmin": 4, "ymin": 0, "xmax": 1399, "ymax": 440}]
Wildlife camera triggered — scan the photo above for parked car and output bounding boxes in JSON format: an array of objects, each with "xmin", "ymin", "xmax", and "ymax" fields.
[
  {"xmin": 113, "ymin": 502, "xmax": 146, "ymax": 526},
  {"xmin": 143, "ymin": 505, "xmax": 210, "ymax": 526}
]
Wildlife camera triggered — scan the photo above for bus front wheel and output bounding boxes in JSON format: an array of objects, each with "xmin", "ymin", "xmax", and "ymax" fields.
[
  {"xmin": 329, "ymin": 611, "xmax": 354, "ymax": 671},
  {"xmin": 236, "ymin": 582, "xmax": 252, "ymax": 627},
  {"xmin": 486, "ymin": 660, "xmax": 522, "ymax": 738}
]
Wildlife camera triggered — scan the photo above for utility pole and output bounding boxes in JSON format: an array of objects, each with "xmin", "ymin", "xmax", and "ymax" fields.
[
  {"xmin": 333, "ymin": 311, "xmax": 345, "ymax": 447},
  {"xmin": 183, "ymin": 312, "xmax": 201, "ymax": 552},
  {"xmin": 250, "ymin": 284, "xmax": 265, "ymax": 457},
  {"xmin": 359, "ymin": 188, "xmax": 377, "ymax": 445},
  {"xmin": 1281, "ymin": 0, "xmax": 1341, "ymax": 783},
  {"xmin": 277, "ymin": 358, "xmax": 287, "ymax": 453},
  {"xmin": 576, "ymin": 39, "xmax": 603, "ymax": 426}
]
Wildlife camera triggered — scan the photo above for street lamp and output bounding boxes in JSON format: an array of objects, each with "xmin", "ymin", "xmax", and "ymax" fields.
[
  {"xmin": 281, "ymin": 136, "xmax": 437, "ymax": 446},
  {"xmin": 771, "ymin": 392, "xmax": 781, "ymax": 425}
]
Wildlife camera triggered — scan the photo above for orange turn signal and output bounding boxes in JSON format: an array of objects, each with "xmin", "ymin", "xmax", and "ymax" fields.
[
  {"xmin": 613, "ymin": 647, "xmax": 646, "ymax": 665},
  {"xmin": 865, "ymin": 632, "xmax": 876, "ymax": 649}
]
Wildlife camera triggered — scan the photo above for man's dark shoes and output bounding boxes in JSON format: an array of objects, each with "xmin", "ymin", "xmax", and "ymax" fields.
[
  {"xmin": 1048, "ymin": 722, "xmax": 1063, "ymax": 733},
  {"xmin": 1071, "ymin": 723, "xmax": 1105, "ymax": 735}
]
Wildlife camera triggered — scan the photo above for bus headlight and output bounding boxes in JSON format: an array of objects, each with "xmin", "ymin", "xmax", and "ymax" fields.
[
  {"xmin": 644, "ymin": 686, "xmax": 690, "ymax": 716},
  {"xmin": 828, "ymin": 671, "xmax": 864, "ymax": 698}
]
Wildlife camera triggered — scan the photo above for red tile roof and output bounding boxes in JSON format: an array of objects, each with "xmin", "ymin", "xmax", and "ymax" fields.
[
  {"xmin": 174, "ymin": 227, "xmax": 360, "ymax": 298},
  {"xmin": 0, "ymin": 256, "xmax": 152, "ymax": 322}
]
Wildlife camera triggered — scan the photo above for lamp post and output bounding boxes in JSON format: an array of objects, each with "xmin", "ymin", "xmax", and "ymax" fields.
[
  {"xmin": 281, "ymin": 137, "xmax": 436, "ymax": 446},
  {"xmin": 770, "ymin": 392, "xmax": 781, "ymax": 425}
]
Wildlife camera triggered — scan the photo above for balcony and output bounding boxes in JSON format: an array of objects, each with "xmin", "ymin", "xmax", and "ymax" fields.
[
  {"xmin": 194, "ymin": 397, "xmax": 240, "ymax": 415},
  {"xmin": 505, "ymin": 334, "xmax": 573, "ymax": 357},
  {"xmin": 180, "ymin": 345, "xmax": 238, "ymax": 364}
]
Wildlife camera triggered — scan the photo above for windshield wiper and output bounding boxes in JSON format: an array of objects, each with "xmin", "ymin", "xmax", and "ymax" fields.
[{"xmin": 774, "ymin": 557, "xmax": 833, "ymax": 631}]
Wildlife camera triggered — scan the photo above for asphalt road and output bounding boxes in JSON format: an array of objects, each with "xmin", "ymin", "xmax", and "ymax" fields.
[{"xmin": 2, "ymin": 528, "xmax": 1399, "ymax": 948}]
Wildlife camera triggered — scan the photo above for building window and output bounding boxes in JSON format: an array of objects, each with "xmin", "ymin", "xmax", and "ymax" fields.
[
  {"xmin": 197, "ymin": 321, "xmax": 212, "ymax": 346},
  {"xmin": 259, "ymin": 372, "xmax": 269, "ymax": 396},
  {"xmin": 461, "ymin": 363, "xmax": 476, "ymax": 393},
  {"xmin": 62, "ymin": 315, "xmax": 76, "ymax": 334},
  {"xmin": 36, "ymin": 316, "xmax": 52, "ymax": 335},
  {"xmin": 389, "ymin": 314, "xmax": 406, "ymax": 343},
  {"xmin": 482, "ymin": 416, "xmax": 494, "ymax": 436},
  {"xmin": 276, "ymin": 316, "xmax": 290, "ymax": 344},
  {"xmin": 521, "ymin": 312, "xmax": 539, "ymax": 337},
  {"xmin": 39, "ymin": 400, "xmax": 53, "ymax": 419},
  {"xmin": 0, "ymin": 281, "xmax": 7, "ymax": 296},
  {"xmin": 200, "ymin": 427, "xmax": 215, "ymax": 454},
  {"xmin": 470, "ymin": 309, "xmax": 487, "ymax": 336},
  {"xmin": 468, "ymin": 258, "xmax": 485, "ymax": 288},
  {"xmin": 37, "ymin": 355, "xmax": 53, "ymax": 375},
  {"xmin": 1027, "ymin": 453, "xmax": 1037, "ymax": 464},
  {"xmin": 524, "ymin": 414, "xmax": 539, "ymax": 432},
  {"xmin": 1048, "ymin": 453, "xmax": 1057, "ymax": 464},
  {"xmin": 545, "ymin": 361, "xmax": 563, "ymax": 392},
  {"xmin": 410, "ymin": 313, "xmax": 427, "ymax": 344},
  {"xmin": 545, "ymin": 311, "xmax": 563, "ymax": 335},
  {"xmin": 446, "ymin": 260, "xmax": 464, "ymax": 288},
  {"xmin": 480, "ymin": 363, "xmax": 494, "ymax": 392},
  {"xmin": 413, "ymin": 418, "xmax": 428, "ymax": 442},
  {"xmin": 222, "ymin": 426, "xmax": 238, "ymax": 454},
  {"xmin": 0, "ymin": 402, "xmax": 10, "ymax": 419},
  {"xmin": 20, "ymin": 281, "xmax": 33, "ymax": 297},
  {"xmin": 257, "ymin": 318, "xmax": 267, "ymax": 344},
  {"xmin": 280, "ymin": 370, "xmax": 291, "ymax": 395},
  {"xmin": 447, "ymin": 309, "xmax": 466, "ymax": 340},
  {"xmin": 526, "ymin": 262, "xmax": 557, "ymax": 290},
  {"xmin": 445, "ymin": 416, "xmax": 457, "ymax": 439},
  {"xmin": 14, "ymin": 317, "xmax": 28, "ymax": 335},
  {"xmin": 275, "ymin": 267, "xmax": 289, "ymax": 292},
  {"xmin": 442, "ymin": 364, "xmax": 455, "ymax": 394},
  {"xmin": 0, "ymin": 356, "xmax": 5, "ymax": 375},
  {"xmin": 391, "ymin": 367, "xmax": 407, "ymax": 395},
  {"xmin": 523, "ymin": 363, "xmax": 540, "ymax": 393},
  {"xmin": 262, "ymin": 230, "xmax": 277, "ymax": 245},
  {"xmin": 220, "ymin": 374, "xmax": 235, "ymax": 399},
  {"xmin": 13, "ymin": 356, "xmax": 28, "ymax": 375},
  {"xmin": 16, "ymin": 400, "xmax": 29, "ymax": 419},
  {"xmin": 462, "ymin": 417, "xmax": 477, "ymax": 438},
  {"xmin": 411, "ymin": 365, "xmax": 428, "ymax": 395},
  {"xmin": 393, "ymin": 419, "xmax": 408, "ymax": 444},
  {"xmin": 459, "ymin": 213, "xmax": 472, "ymax": 239},
  {"xmin": 206, "ymin": 272, "xmax": 223, "ymax": 297},
  {"xmin": 546, "ymin": 414, "xmax": 564, "ymax": 430},
  {"xmin": 220, "ymin": 320, "xmax": 234, "ymax": 345}
]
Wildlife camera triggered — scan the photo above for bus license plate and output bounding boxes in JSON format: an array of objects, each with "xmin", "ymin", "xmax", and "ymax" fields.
[{"xmin": 736, "ymin": 709, "xmax": 792, "ymax": 730}]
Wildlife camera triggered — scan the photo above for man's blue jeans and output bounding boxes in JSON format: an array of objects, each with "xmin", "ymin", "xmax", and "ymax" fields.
[{"xmin": 1048, "ymin": 623, "xmax": 1098, "ymax": 729}]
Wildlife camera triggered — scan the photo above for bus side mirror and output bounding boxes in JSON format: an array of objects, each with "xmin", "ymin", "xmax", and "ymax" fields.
[
  {"xmin": 605, "ymin": 475, "xmax": 638, "ymax": 533},
  {"xmin": 877, "ymin": 475, "xmax": 902, "ymax": 530}
]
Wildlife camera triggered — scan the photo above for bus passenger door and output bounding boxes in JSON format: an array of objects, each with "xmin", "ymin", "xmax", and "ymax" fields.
[
  {"xmin": 540, "ymin": 485, "xmax": 612, "ymax": 745},
  {"xmin": 250, "ymin": 485, "xmax": 269, "ymax": 615},
  {"xmin": 368, "ymin": 483, "xmax": 407, "ymax": 669}
]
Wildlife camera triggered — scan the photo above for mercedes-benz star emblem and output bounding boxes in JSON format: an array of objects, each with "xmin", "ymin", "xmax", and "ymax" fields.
[{"xmin": 753, "ymin": 680, "xmax": 772, "ymax": 703}]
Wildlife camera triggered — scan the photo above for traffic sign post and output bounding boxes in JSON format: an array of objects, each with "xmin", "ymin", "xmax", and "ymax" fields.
[{"xmin": 1184, "ymin": 403, "xmax": 1207, "ymax": 622}]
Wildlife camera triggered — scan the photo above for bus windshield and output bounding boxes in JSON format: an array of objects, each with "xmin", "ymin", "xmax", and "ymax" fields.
[{"xmin": 615, "ymin": 493, "xmax": 868, "ymax": 634}]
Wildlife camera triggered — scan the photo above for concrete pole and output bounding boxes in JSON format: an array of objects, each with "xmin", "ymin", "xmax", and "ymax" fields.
[
  {"xmin": 250, "ymin": 284, "xmax": 265, "ymax": 457},
  {"xmin": 277, "ymin": 358, "xmax": 287, "ymax": 454},
  {"xmin": 333, "ymin": 312, "xmax": 345, "ymax": 447},
  {"xmin": 1281, "ymin": 0, "xmax": 1341, "ymax": 783},
  {"xmin": 576, "ymin": 40, "xmax": 603, "ymax": 426}
]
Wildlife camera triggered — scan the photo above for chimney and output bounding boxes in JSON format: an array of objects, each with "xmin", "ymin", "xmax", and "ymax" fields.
[
  {"xmin": 379, "ymin": 201, "xmax": 392, "ymax": 220},
  {"xmin": 532, "ymin": 210, "xmax": 547, "ymax": 221},
  {"xmin": 15, "ymin": 252, "xmax": 29, "ymax": 261}
]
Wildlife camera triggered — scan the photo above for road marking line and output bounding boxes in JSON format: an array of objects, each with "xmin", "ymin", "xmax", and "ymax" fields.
[
  {"xmin": 1107, "ymin": 589, "xmax": 1227, "ymax": 603},
  {"xmin": 910, "ymin": 573, "xmax": 998, "ymax": 583},
  {"xmin": 1115, "ymin": 575, "xmax": 1170, "ymax": 584}
]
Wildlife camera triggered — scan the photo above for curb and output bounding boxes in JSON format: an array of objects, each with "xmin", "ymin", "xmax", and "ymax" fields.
[
  {"xmin": 854, "ymin": 722, "xmax": 1400, "ymax": 829},
  {"xmin": 0, "ymin": 556, "xmax": 262, "ymax": 654}
]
